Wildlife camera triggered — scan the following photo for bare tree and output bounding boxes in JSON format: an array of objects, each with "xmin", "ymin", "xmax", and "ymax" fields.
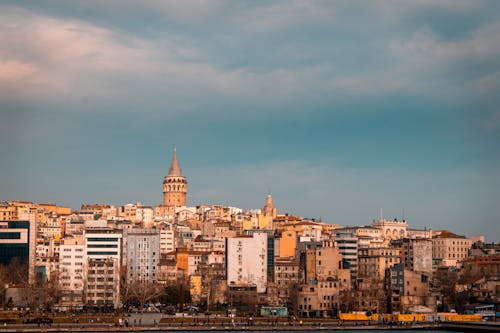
[
  {"xmin": 40, "ymin": 273, "xmax": 60, "ymax": 312},
  {"xmin": 339, "ymin": 289, "xmax": 357, "ymax": 313},
  {"xmin": 2, "ymin": 258, "xmax": 28, "ymax": 285},
  {"xmin": 434, "ymin": 268, "xmax": 471, "ymax": 313},
  {"xmin": 0, "ymin": 259, "xmax": 39, "ymax": 310},
  {"xmin": 0, "ymin": 265, "xmax": 7, "ymax": 306},
  {"xmin": 124, "ymin": 280, "xmax": 163, "ymax": 312}
]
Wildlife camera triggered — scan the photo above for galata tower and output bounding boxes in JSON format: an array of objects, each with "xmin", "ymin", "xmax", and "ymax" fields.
[{"xmin": 163, "ymin": 147, "xmax": 187, "ymax": 207}]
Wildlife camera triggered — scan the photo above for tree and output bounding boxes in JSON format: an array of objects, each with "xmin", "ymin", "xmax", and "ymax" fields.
[
  {"xmin": 134, "ymin": 281, "xmax": 163, "ymax": 312},
  {"xmin": 434, "ymin": 268, "xmax": 471, "ymax": 313},
  {"xmin": 1, "ymin": 258, "xmax": 28, "ymax": 285},
  {"xmin": 122, "ymin": 280, "xmax": 164, "ymax": 312},
  {"xmin": 159, "ymin": 283, "xmax": 191, "ymax": 309},
  {"xmin": 339, "ymin": 289, "xmax": 356, "ymax": 313},
  {"xmin": 0, "ymin": 259, "xmax": 41, "ymax": 310},
  {"xmin": 40, "ymin": 274, "xmax": 60, "ymax": 312},
  {"xmin": 0, "ymin": 265, "xmax": 7, "ymax": 306}
]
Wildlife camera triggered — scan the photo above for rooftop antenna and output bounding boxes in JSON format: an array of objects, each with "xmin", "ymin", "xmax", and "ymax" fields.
[
  {"xmin": 402, "ymin": 208, "xmax": 406, "ymax": 221},
  {"xmin": 379, "ymin": 208, "xmax": 383, "ymax": 221}
]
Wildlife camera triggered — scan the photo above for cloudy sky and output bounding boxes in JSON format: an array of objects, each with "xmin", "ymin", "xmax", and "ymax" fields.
[{"xmin": 1, "ymin": 1, "xmax": 499, "ymax": 240}]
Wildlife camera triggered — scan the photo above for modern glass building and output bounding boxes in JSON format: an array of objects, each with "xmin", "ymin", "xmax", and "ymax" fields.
[{"xmin": 0, "ymin": 220, "xmax": 32, "ymax": 283}]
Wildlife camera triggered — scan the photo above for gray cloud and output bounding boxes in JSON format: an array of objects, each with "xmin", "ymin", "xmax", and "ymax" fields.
[{"xmin": 1, "ymin": 1, "xmax": 499, "ymax": 241}]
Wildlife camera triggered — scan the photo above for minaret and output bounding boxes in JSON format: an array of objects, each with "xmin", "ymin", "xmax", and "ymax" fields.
[
  {"xmin": 262, "ymin": 193, "xmax": 277, "ymax": 218},
  {"xmin": 163, "ymin": 147, "xmax": 187, "ymax": 207}
]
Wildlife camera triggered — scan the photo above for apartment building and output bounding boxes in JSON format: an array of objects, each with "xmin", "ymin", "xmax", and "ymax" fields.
[
  {"xmin": 386, "ymin": 263, "xmax": 436, "ymax": 313},
  {"xmin": 59, "ymin": 235, "xmax": 85, "ymax": 309},
  {"xmin": 274, "ymin": 257, "xmax": 300, "ymax": 306},
  {"xmin": 84, "ymin": 228, "xmax": 122, "ymax": 309},
  {"xmin": 334, "ymin": 229, "xmax": 359, "ymax": 281},
  {"xmin": 358, "ymin": 246, "xmax": 400, "ymax": 281},
  {"xmin": 125, "ymin": 229, "xmax": 160, "ymax": 283},
  {"xmin": 226, "ymin": 232, "xmax": 268, "ymax": 293},
  {"xmin": 296, "ymin": 243, "xmax": 351, "ymax": 318},
  {"xmin": 159, "ymin": 225, "xmax": 175, "ymax": 255},
  {"xmin": 432, "ymin": 231, "xmax": 473, "ymax": 267}
]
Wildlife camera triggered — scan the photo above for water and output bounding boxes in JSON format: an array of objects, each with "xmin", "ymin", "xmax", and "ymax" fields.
[{"xmin": 106, "ymin": 331, "xmax": 450, "ymax": 333}]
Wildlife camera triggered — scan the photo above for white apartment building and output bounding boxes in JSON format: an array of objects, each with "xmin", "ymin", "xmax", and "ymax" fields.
[
  {"xmin": 118, "ymin": 204, "xmax": 138, "ymax": 222},
  {"xmin": 175, "ymin": 207, "xmax": 197, "ymax": 221},
  {"xmin": 334, "ymin": 229, "xmax": 359, "ymax": 281},
  {"xmin": 59, "ymin": 236, "xmax": 85, "ymax": 309},
  {"xmin": 136, "ymin": 206, "xmax": 154, "ymax": 228},
  {"xmin": 226, "ymin": 232, "xmax": 267, "ymax": 293},
  {"xmin": 198, "ymin": 238, "xmax": 225, "ymax": 252},
  {"xmin": 160, "ymin": 227, "xmax": 175, "ymax": 255},
  {"xmin": 342, "ymin": 226, "xmax": 384, "ymax": 247},
  {"xmin": 187, "ymin": 251, "xmax": 205, "ymax": 276},
  {"xmin": 125, "ymin": 229, "xmax": 160, "ymax": 283},
  {"xmin": 35, "ymin": 237, "xmax": 60, "ymax": 281},
  {"xmin": 65, "ymin": 220, "xmax": 85, "ymax": 236},
  {"xmin": 84, "ymin": 228, "xmax": 122, "ymax": 309},
  {"xmin": 202, "ymin": 251, "xmax": 225, "ymax": 266},
  {"xmin": 37, "ymin": 219, "xmax": 62, "ymax": 239},
  {"xmin": 102, "ymin": 205, "xmax": 118, "ymax": 220}
]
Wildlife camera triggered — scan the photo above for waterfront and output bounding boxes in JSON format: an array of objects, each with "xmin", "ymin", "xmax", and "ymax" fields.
[
  {"xmin": 0, "ymin": 328, "xmax": 462, "ymax": 333},
  {"xmin": 1, "ymin": 322, "xmax": 499, "ymax": 333}
]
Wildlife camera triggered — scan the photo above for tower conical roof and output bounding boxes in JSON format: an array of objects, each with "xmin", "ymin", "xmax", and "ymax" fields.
[
  {"xmin": 266, "ymin": 194, "xmax": 273, "ymax": 206},
  {"xmin": 167, "ymin": 147, "xmax": 183, "ymax": 177}
]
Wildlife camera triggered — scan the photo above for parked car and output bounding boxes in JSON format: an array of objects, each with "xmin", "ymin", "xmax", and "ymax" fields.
[{"xmin": 185, "ymin": 306, "xmax": 199, "ymax": 313}]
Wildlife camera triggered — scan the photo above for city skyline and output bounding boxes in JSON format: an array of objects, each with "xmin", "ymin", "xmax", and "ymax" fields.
[{"xmin": 1, "ymin": 1, "xmax": 499, "ymax": 241}]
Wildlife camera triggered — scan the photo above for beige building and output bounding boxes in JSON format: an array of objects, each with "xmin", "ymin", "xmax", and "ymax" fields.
[
  {"xmin": 372, "ymin": 218, "xmax": 408, "ymax": 240},
  {"xmin": 274, "ymin": 257, "xmax": 300, "ymax": 306},
  {"xmin": 163, "ymin": 147, "xmax": 187, "ymax": 207},
  {"xmin": 85, "ymin": 258, "xmax": 120, "ymax": 309},
  {"xmin": 35, "ymin": 236, "xmax": 60, "ymax": 281},
  {"xmin": 432, "ymin": 231, "xmax": 472, "ymax": 267},
  {"xmin": 199, "ymin": 252, "xmax": 227, "ymax": 307},
  {"xmin": 0, "ymin": 203, "xmax": 16, "ymax": 220},
  {"xmin": 118, "ymin": 204, "xmax": 137, "ymax": 222},
  {"xmin": 341, "ymin": 226, "xmax": 383, "ymax": 248},
  {"xmin": 349, "ymin": 277, "xmax": 387, "ymax": 314},
  {"xmin": 37, "ymin": 217, "xmax": 63, "ymax": 239},
  {"xmin": 157, "ymin": 258, "xmax": 181, "ymax": 284},
  {"xmin": 407, "ymin": 228, "xmax": 433, "ymax": 239},
  {"xmin": 386, "ymin": 263, "xmax": 435, "ymax": 313},
  {"xmin": 1, "ymin": 201, "xmax": 70, "ymax": 222},
  {"xmin": 391, "ymin": 238, "xmax": 433, "ymax": 274},
  {"xmin": 297, "ymin": 243, "xmax": 351, "ymax": 317},
  {"xmin": 358, "ymin": 246, "xmax": 400, "ymax": 281}
]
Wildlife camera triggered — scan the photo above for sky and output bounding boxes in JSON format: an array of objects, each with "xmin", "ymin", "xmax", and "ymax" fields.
[{"xmin": 1, "ymin": 1, "xmax": 499, "ymax": 241}]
